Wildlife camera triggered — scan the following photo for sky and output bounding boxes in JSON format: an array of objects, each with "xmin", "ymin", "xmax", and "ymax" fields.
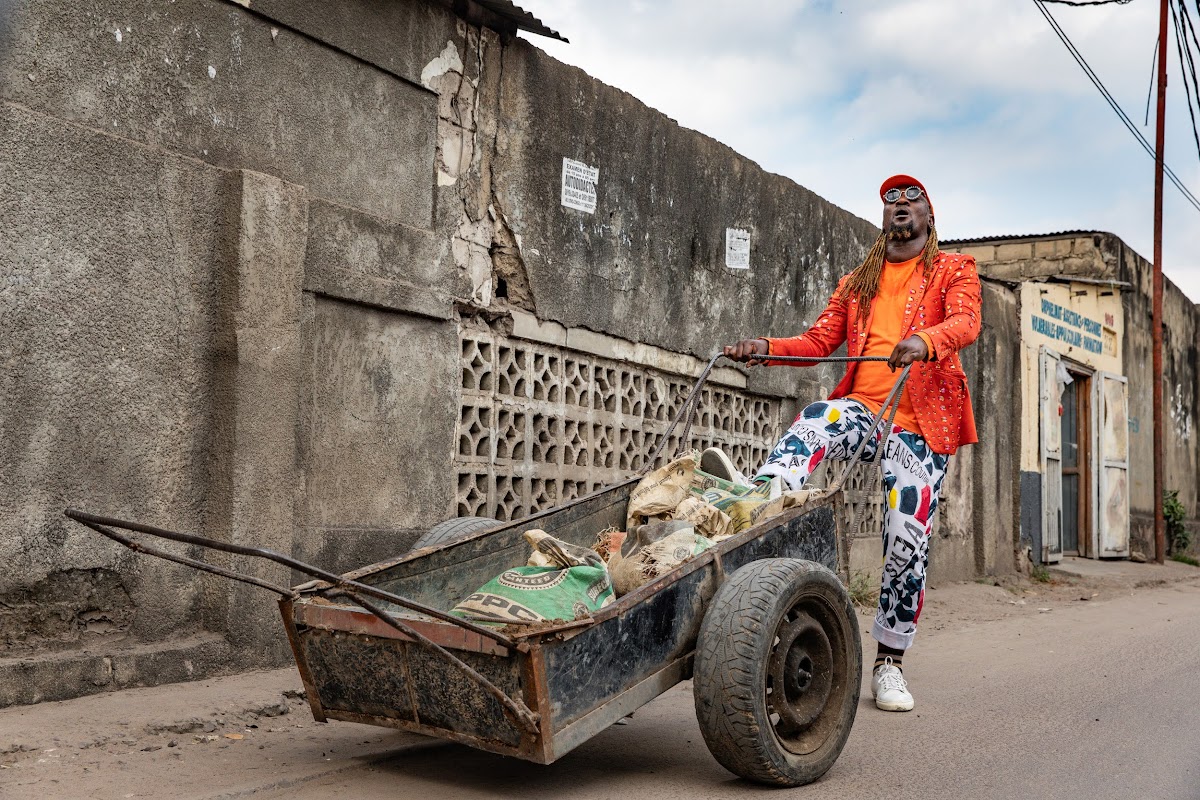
[{"xmin": 517, "ymin": 0, "xmax": 1200, "ymax": 303}]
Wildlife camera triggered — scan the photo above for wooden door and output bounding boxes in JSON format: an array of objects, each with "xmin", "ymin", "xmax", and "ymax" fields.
[{"xmin": 1040, "ymin": 347, "xmax": 1063, "ymax": 563}]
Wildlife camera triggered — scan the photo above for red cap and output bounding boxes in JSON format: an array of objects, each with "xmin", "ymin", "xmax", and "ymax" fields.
[{"xmin": 880, "ymin": 174, "xmax": 933, "ymax": 218}]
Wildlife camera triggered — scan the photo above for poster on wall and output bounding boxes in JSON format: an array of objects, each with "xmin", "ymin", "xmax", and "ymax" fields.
[
  {"xmin": 726, "ymin": 228, "xmax": 751, "ymax": 269},
  {"xmin": 561, "ymin": 158, "xmax": 599, "ymax": 214}
]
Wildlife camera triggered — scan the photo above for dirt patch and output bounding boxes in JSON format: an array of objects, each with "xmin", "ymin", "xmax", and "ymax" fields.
[{"xmin": 898, "ymin": 567, "xmax": 1200, "ymax": 640}]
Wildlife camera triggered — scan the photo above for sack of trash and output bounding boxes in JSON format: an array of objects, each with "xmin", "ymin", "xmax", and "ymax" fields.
[
  {"xmin": 609, "ymin": 520, "xmax": 714, "ymax": 597},
  {"xmin": 525, "ymin": 528, "xmax": 605, "ymax": 569},
  {"xmin": 700, "ymin": 480, "xmax": 823, "ymax": 538},
  {"xmin": 450, "ymin": 530, "xmax": 615, "ymax": 626},
  {"xmin": 698, "ymin": 479, "xmax": 777, "ymax": 536},
  {"xmin": 669, "ymin": 495, "xmax": 733, "ymax": 540},
  {"xmin": 626, "ymin": 452, "xmax": 698, "ymax": 530}
]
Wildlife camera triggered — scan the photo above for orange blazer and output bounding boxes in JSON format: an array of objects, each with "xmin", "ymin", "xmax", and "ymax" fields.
[{"xmin": 764, "ymin": 251, "xmax": 982, "ymax": 455}]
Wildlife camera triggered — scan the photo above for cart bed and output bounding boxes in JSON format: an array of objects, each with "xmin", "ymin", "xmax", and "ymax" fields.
[{"xmin": 282, "ymin": 479, "xmax": 841, "ymax": 763}]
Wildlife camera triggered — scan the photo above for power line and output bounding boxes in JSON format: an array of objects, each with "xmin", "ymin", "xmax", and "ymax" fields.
[
  {"xmin": 1041, "ymin": 0, "xmax": 1132, "ymax": 5},
  {"xmin": 1144, "ymin": 35, "xmax": 1159, "ymax": 126},
  {"xmin": 1034, "ymin": 0, "xmax": 1200, "ymax": 212},
  {"xmin": 1169, "ymin": 0, "xmax": 1200, "ymax": 162},
  {"xmin": 1177, "ymin": 0, "xmax": 1200, "ymax": 153}
]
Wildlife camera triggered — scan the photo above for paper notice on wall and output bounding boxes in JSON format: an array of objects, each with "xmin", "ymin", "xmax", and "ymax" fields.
[
  {"xmin": 725, "ymin": 228, "xmax": 750, "ymax": 269},
  {"xmin": 561, "ymin": 158, "xmax": 599, "ymax": 214}
]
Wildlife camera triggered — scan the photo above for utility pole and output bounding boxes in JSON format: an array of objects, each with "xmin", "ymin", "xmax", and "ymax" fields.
[{"xmin": 1153, "ymin": 0, "xmax": 1168, "ymax": 564}]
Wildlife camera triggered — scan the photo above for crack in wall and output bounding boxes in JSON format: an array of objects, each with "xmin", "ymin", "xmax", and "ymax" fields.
[
  {"xmin": 488, "ymin": 201, "xmax": 533, "ymax": 310},
  {"xmin": 425, "ymin": 24, "xmax": 535, "ymax": 314}
]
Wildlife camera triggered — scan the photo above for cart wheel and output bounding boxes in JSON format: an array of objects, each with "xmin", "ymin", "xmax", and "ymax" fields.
[
  {"xmin": 693, "ymin": 558, "xmax": 861, "ymax": 786},
  {"xmin": 410, "ymin": 516, "xmax": 498, "ymax": 550}
]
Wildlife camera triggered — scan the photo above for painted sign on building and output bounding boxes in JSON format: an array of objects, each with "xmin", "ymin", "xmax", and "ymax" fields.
[{"xmin": 1020, "ymin": 282, "xmax": 1123, "ymax": 375}]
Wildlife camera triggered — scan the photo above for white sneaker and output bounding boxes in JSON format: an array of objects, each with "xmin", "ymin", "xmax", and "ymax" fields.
[
  {"xmin": 871, "ymin": 657, "xmax": 914, "ymax": 712},
  {"xmin": 700, "ymin": 447, "xmax": 750, "ymax": 486}
]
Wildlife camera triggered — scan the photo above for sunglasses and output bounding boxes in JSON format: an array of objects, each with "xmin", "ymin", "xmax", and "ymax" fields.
[{"xmin": 883, "ymin": 186, "xmax": 924, "ymax": 203}]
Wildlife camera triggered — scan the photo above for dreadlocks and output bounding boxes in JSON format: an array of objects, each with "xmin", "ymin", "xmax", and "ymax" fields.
[{"xmin": 840, "ymin": 226, "xmax": 939, "ymax": 324}]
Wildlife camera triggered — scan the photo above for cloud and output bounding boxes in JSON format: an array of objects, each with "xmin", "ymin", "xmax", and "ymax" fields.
[{"xmin": 522, "ymin": 0, "xmax": 1200, "ymax": 300}]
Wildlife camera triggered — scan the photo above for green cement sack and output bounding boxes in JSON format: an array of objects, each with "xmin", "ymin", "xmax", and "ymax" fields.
[
  {"xmin": 452, "ymin": 530, "xmax": 615, "ymax": 626},
  {"xmin": 451, "ymin": 527, "xmax": 619, "ymax": 628},
  {"xmin": 696, "ymin": 477, "xmax": 776, "ymax": 535},
  {"xmin": 451, "ymin": 564, "xmax": 615, "ymax": 625}
]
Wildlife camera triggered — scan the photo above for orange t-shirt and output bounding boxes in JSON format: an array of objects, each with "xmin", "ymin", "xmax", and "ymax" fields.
[{"xmin": 847, "ymin": 256, "xmax": 924, "ymax": 434}]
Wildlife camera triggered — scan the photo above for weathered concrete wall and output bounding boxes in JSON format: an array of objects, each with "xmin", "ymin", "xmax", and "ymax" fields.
[
  {"xmin": 1117, "ymin": 242, "xmax": 1200, "ymax": 556},
  {"xmin": 955, "ymin": 233, "xmax": 1121, "ymax": 285},
  {"xmin": 296, "ymin": 296, "xmax": 458, "ymax": 575},
  {"xmin": 491, "ymin": 43, "xmax": 876, "ymax": 371},
  {"xmin": 0, "ymin": 0, "xmax": 454, "ymax": 704},
  {"xmin": 0, "ymin": 0, "xmax": 437, "ymax": 227},
  {"xmin": 5, "ymin": 0, "xmax": 994, "ymax": 709},
  {"xmin": 0, "ymin": 99, "xmax": 236, "ymax": 700}
]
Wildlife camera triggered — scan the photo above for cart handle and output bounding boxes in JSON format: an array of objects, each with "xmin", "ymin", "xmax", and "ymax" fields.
[
  {"xmin": 643, "ymin": 353, "xmax": 912, "ymax": 496},
  {"xmin": 645, "ymin": 353, "xmax": 912, "ymax": 580},
  {"xmin": 63, "ymin": 509, "xmax": 542, "ymax": 735}
]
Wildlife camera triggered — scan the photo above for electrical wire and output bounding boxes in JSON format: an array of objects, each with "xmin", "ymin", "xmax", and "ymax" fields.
[
  {"xmin": 1035, "ymin": 0, "xmax": 1200, "ymax": 213},
  {"xmin": 1169, "ymin": 0, "xmax": 1200, "ymax": 162},
  {"xmin": 1145, "ymin": 36, "xmax": 1160, "ymax": 126},
  {"xmin": 1177, "ymin": 0, "xmax": 1200, "ymax": 154},
  {"xmin": 1041, "ymin": 0, "xmax": 1132, "ymax": 4}
]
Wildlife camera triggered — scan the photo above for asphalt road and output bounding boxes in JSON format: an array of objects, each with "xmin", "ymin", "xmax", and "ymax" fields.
[{"xmin": 3, "ymin": 577, "xmax": 1198, "ymax": 799}]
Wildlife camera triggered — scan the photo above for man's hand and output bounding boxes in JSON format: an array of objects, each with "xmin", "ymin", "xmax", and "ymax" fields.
[
  {"xmin": 723, "ymin": 338, "xmax": 770, "ymax": 365},
  {"xmin": 888, "ymin": 335, "xmax": 929, "ymax": 371}
]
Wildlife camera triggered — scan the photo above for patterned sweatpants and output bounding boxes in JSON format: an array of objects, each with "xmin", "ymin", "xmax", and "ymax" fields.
[{"xmin": 756, "ymin": 400, "xmax": 950, "ymax": 650}]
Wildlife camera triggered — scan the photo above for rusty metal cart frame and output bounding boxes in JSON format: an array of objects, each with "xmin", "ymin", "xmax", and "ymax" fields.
[{"xmin": 65, "ymin": 356, "xmax": 910, "ymax": 786}]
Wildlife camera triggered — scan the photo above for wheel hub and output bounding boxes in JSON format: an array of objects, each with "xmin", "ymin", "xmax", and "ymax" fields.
[{"xmin": 768, "ymin": 610, "xmax": 834, "ymax": 735}]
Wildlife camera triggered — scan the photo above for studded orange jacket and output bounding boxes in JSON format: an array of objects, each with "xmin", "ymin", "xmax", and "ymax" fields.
[{"xmin": 764, "ymin": 251, "xmax": 982, "ymax": 455}]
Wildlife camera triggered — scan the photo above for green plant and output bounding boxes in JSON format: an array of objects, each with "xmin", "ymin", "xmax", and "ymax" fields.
[
  {"xmin": 1170, "ymin": 553, "xmax": 1199, "ymax": 567},
  {"xmin": 1164, "ymin": 490, "xmax": 1190, "ymax": 554},
  {"xmin": 1031, "ymin": 564, "xmax": 1051, "ymax": 583},
  {"xmin": 847, "ymin": 571, "xmax": 879, "ymax": 610}
]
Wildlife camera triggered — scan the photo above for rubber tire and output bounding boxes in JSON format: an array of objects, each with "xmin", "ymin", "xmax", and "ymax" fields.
[
  {"xmin": 693, "ymin": 558, "xmax": 861, "ymax": 787},
  {"xmin": 410, "ymin": 516, "xmax": 498, "ymax": 551}
]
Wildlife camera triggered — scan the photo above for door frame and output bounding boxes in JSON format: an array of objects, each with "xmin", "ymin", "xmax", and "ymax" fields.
[{"xmin": 1060, "ymin": 361, "xmax": 1093, "ymax": 558}]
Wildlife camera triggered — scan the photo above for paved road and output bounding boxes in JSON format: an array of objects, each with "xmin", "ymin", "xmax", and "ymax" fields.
[{"xmin": 3, "ymin": 577, "xmax": 1198, "ymax": 799}]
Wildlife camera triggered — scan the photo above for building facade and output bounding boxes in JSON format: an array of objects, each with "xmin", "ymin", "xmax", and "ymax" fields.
[
  {"xmin": 7, "ymin": 1, "xmax": 1191, "ymax": 710},
  {"xmin": 947, "ymin": 232, "xmax": 1199, "ymax": 566},
  {"xmin": 1, "ymin": 0, "xmax": 888, "ymax": 705}
]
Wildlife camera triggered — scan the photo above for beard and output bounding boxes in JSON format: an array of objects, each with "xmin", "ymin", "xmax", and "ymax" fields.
[{"xmin": 886, "ymin": 220, "xmax": 915, "ymax": 241}]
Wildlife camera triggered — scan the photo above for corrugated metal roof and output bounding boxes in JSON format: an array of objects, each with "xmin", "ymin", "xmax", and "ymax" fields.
[{"xmin": 470, "ymin": 0, "xmax": 568, "ymax": 42}]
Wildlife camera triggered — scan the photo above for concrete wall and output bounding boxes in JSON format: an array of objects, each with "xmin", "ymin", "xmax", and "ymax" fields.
[
  {"xmin": 1115, "ymin": 241, "xmax": 1200, "ymax": 556},
  {"xmin": 1, "ymin": 0, "xmax": 891, "ymax": 705},
  {"xmin": 953, "ymin": 233, "xmax": 1122, "ymax": 284},
  {"xmin": 949, "ymin": 232, "xmax": 1200, "ymax": 561}
]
